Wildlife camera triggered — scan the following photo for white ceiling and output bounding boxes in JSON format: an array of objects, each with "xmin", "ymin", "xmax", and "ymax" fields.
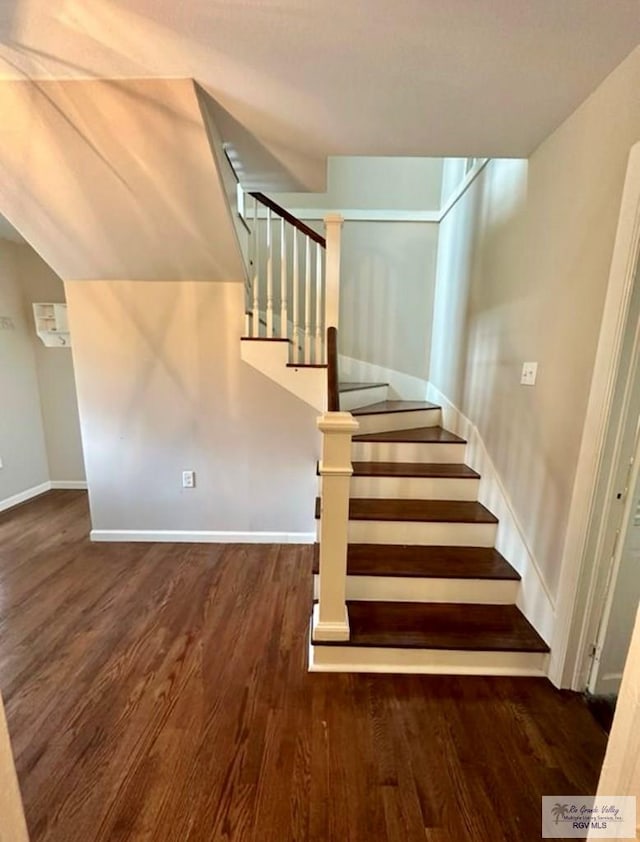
[{"xmin": 0, "ymin": 1, "xmax": 639, "ymax": 187}]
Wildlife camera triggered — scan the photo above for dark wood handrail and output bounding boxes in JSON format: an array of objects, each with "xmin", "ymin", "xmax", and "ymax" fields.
[
  {"xmin": 327, "ymin": 326, "xmax": 340, "ymax": 411},
  {"xmin": 249, "ymin": 191, "xmax": 326, "ymax": 248}
]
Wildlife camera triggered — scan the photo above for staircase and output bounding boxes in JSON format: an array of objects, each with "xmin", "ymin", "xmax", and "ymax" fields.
[
  {"xmin": 232, "ymin": 191, "xmax": 549, "ymax": 677},
  {"xmin": 310, "ymin": 382, "xmax": 550, "ymax": 675},
  {"xmin": 239, "ymin": 192, "xmax": 342, "ymax": 411}
]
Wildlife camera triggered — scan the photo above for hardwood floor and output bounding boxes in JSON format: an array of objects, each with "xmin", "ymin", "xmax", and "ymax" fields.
[{"xmin": 0, "ymin": 491, "xmax": 607, "ymax": 842}]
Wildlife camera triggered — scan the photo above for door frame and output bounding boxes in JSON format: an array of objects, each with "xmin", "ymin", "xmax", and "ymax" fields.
[
  {"xmin": 587, "ymin": 400, "xmax": 640, "ymax": 693},
  {"xmin": 550, "ymin": 141, "xmax": 640, "ymax": 689}
]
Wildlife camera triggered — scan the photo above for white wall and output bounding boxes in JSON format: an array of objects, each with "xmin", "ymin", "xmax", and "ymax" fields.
[
  {"xmin": 0, "ymin": 240, "xmax": 49, "ymax": 504},
  {"xmin": 274, "ymin": 156, "xmax": 443, "ymax": 211},
  {"xmin": 18, "ymin": 249, "xmax": 85, "ymax": 483},
  {"xmin": 65, "ymin": 280, "xmax": 319, "ymax": 537},
  {"xmin": 273, "ymin": 157, "xmax": 442, "ymax": 383},
  {"xmin": 340, "ymin": 222, "xmax": 438, "ymax": 381},
  {"xmin": 430, "ymin": 46, "xmax": 640, "ymax": 617}
]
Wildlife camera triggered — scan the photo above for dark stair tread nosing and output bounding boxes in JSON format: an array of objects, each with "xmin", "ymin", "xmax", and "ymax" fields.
[
  {"xmin": 314, "ymin": 498, "xmax": 498, "ymax": 524},
  {"xmin": 351, "ymin": 461, "xmax": 480, "ymax": 479},
  {"xmin": 352, "ymin": 400, "xmax": 440, "ymax": 416},
  {"xmin": 353, "ymin": 426, "xmax": 467, "ymax": 444},
  {"xmin": 315, "ymin": 602, "xmax": 549, "ymax": 653},
  {"xmin": 240, "ymin": 336, "xmax": 290, "ymax": 342},
  {"xmin": 339, "ymin": 381, "xmax": 388, "ymax": 393},
  {"xmin": 311, "ymin": 544, "xmax": 520, "ymax": 580},
  {"xmin": 286, "ymin": 363, "xmax": 327, "ymax": 368}
]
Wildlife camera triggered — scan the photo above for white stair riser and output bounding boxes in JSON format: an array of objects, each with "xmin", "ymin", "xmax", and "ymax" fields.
[
  {"xmin": 349, "ymin": 475, "xmax": 479, "ymax": 501},
  {"xmin": 340, "ymin": 386, "xmax": 388, "ymax": 411},
  {"xmin": 313, "ymin": 574, "xmax": 518, "ymax": 604},
  {"xmin": 352, "ymin": 441, "xmax": 466, "ymax": 463},
  {"xmin": 309, "ymin": 637, "xmax": 549, "ymax": 676},
  {"xmin": 347, "ymin": 520, "xmax": 497, "ymax": 546},
  {"xmin": 354, "ymin": 409, "xmax": 441, "ymax": 435}
]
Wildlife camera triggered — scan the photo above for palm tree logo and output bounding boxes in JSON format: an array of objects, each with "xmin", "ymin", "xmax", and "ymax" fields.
[{"xmin": 551, "ymin": 804, "xmax": 569, "ymax": 825}]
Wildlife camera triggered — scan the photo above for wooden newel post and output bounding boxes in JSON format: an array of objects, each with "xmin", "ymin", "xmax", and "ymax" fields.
[
  {"xmin": 324, "ymin": 213, "xmax": 344, "ymax": 331},
  {"xmin": 313, "ymin": 411, "xmax": 359, "ymax": 642}
]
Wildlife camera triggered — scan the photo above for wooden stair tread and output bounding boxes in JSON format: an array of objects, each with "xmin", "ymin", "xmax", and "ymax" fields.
[
  {"xmin": 326, "ymin": 602, "xmax": 549, "ymax": 652},
  {"xmin": 240, "ymin": 336, "xmax": 290, "ymax": 342},
  {"xmin": 352, "ymin": 400, "xmax": 439, "ymax": 416},
  {"xmin": 315, "ymin": 498, "xmax": 498, "ymax": 523},
  {"xmin": 352, "ymin": 461, "xmax": 480, "ymax": 479},
  {"xmin": 353, "ymin": 425, "xmax": 466, "ymax": 444},
  {"xmin": 286, "ymin": 362, "xmax": 327, "ymax": 368},
  {"xmin": 339, "ymin": 381, "xmax": 388, "ymax": 393},
  {"xmin": 312, "ymin": 544, "xmax": 520, "ymax": 580}
]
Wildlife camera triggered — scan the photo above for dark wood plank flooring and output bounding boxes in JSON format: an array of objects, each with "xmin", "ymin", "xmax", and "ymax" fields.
[{"xmin": 0, "ymin": 491, "xmax": 607, "ymax": 842}]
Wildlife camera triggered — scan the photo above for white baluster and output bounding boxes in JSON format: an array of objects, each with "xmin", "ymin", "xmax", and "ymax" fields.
[
  {"xmin": 280, "ymin": 217, "xmax": 287, "ymax": 338},
  {"xmin": 315, "ymin": 241, "xmax": 323, "ymax": 363},
  {"xmin": 304, "ymin": 236, "xmax": 311, "ymax": 364},
  {"xmin": 266, "ymin": 208, "xmax": 273, "ymax": 336},
  {"xmin": 292, "ymin": 230, "xmax": 300, "ymax": 363},
  {"xmin": 252, "ymin": 195, "xmax": 260, "ymax": 337}
]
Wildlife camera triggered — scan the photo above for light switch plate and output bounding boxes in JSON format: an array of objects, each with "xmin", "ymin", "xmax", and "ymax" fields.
[{"xmin": 521, "ymin": 362, "xmax": 538, "ymax": 386}]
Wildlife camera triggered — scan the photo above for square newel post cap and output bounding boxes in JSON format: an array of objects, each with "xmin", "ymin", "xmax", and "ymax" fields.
[
  {"xmin": 317, "ymin": 412, "xmax": 360, "ymax": 434},
  {"xmin": 323, "ymin": 213, "xmax": 344, "ymax": 227}
]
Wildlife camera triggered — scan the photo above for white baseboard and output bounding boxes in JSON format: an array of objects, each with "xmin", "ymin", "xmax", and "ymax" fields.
[
  {"xmin": 50, "ymin": 480, "xmax": 87, "ymax": 490},
  {"xmin": 90, "ymin": 529, "xmax": 316, "ymax": 544},
  {"xmin": 427, "ymin": 383, "xmax": 555, "ymax": 647},
  {"xmin": 338, "ymin": 354, "xmax": 430, "ymax": 402},
  {"xmin": 0, "ymin": 481, "xmax": 51, "ymax": 513}
]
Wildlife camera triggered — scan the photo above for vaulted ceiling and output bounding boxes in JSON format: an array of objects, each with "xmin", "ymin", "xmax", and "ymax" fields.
[{"xmin": 1, "ymin": 0, "xmax": 639, "ymax": 189}]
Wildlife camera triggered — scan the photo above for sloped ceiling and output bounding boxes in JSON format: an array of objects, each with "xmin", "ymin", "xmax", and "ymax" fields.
[
  {"xmin": 0, "ymin": 78, "xmax": 246, "ymax": 281},
  {"xmin": 1, "ymin": 0, "xmax": 640, "ymax": 190},
  {"xmin": 0, "ymin": 212, "xmax": 24, "ymax": 242}
]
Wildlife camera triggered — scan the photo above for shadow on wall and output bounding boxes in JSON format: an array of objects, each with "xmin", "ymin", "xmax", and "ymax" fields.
[
  {"xmin": 430, "ymin": 172, "xmax": 484, "ymax": 409},
  {"xmin": 340, "ymin": 221, "xmax": 438, "ymax": 382},
  {"xmin": 1, "ymin": 0, "xmax": 327, "ymax": 191},
  {"xmin": 66, "ymin": 279, "xmax": 319, "ymax": 534},
  {"xmin": 434, "ymin": 158, "xmax": 569, "ymax": 601},
  {"xmin": 0, "ymin": 74, "xmax": 244, "ymax": 281}
]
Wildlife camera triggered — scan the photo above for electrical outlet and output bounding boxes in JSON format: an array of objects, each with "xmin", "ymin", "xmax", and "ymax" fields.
[
  {"xmin": 182, "ymin": 470, "xmax": 195, "ymax": 488},
  {"xmin": 521, "ymin": 362, "xmax": 538, "ymax": 386}
]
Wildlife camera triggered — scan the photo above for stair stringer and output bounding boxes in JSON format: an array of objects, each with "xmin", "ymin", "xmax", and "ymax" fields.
[{"xmin": 240, "ymin": 339, "xmax": 326, "ymax": 411}]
